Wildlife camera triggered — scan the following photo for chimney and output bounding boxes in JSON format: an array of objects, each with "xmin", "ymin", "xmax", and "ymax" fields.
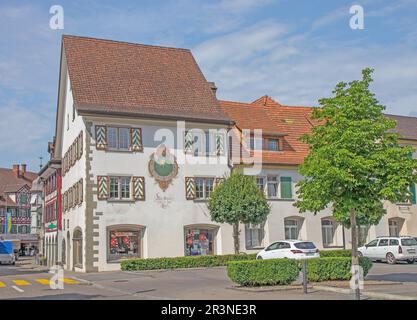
[
  {"xmin": 21, "ymin": 164, "xmax": 27, "ymax": 175},
  {"xmin": 207, "ymin": 81, "xmax": 217, "ymax": 97},
  {"xmin": 12, "ymin": 164, "xmax": 20, "ymax": 177}
]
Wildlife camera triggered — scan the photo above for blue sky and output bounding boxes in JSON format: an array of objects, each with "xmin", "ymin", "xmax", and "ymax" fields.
[{"xmin": 1, "ymin": 0, "xmax": 417, "ymax": 172}]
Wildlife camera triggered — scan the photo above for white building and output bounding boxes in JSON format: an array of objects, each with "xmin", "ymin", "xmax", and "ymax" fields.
[{"xmin": 52, "ymin": 35, "xmax": 417, "ymax": 272}]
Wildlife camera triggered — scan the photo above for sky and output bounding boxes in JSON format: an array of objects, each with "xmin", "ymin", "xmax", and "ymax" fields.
[{"xmin": 0, "ymin": 0, "xmax": 417, "ymax": 172}]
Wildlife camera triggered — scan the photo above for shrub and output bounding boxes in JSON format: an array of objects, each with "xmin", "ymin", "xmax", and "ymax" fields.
[
  {"xmin": 227, "ymin": 259, "xmax": 300, "ymax": 286},
  {"xmin": 121, "ymin": 253, "xmax": 257, "ymax": 271},
  {"xmin": 306, "ymin": 257, "xmax": 373, "ymax": 282},
  {"xmin": 319, "ymin": 249, "xmax": 351, "ymax": 257}
]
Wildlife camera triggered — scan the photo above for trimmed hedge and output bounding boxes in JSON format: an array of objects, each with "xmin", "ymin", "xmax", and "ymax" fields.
[
  {"xmin": 319, "ymin": 249, "xmax": 352, "ymax": 257},
  {"xmin": 227, "ymin": 259, "xmax": 300, "ymax": 286},
  {"xmin": 121, "ymin": 254, "xmax": 257, "ymax": 271},
  {"xmin": 307, "ymin": 257, "xmax": 373, "ymax": 282}
]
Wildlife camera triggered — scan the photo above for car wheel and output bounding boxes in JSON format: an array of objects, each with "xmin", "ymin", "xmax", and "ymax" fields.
[
  {"xmin": 257, "ymin": 256, "xmax": 263, "ymax": 260},
  {"xmin": 357, "ymin": 252, "xmax": 363, "ymax": 258},
  {"xmin": 406, "ymin": 259, "xmax": 415, "ymax": 264},
  {"xmin": 386, "ymin": 252, "xmax": 396, "ymax": 265}
]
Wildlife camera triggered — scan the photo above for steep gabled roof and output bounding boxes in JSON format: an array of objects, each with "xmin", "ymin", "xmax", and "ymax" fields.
[
  {"xmin": 0, "ymin": 168, "xmax": 37, "ymax": 207},
  {"xmin": 62, "ymin": 35, "xmax": 231, "ymax": 124}
]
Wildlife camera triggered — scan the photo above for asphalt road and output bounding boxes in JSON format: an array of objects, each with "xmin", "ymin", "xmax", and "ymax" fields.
[{"xmin": 0, "ymin": 258, "xmax": 416, "ymax": 300}]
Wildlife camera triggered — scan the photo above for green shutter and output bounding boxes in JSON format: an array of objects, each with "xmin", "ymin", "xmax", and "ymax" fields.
[
  {"xmin": 132, "ymin": 176, "xmax": 145, "ymax": 200},
  {"xmin": 131, "ymin": 128, "xmax": 143, "ymax": 152},
  {"xmin": 95, "ymin": 125, "xmax": 107, "ymax": 150},
  {"xmin": 410, "ymin": 183, "xmax": 416, "ymax": 205},
  {"xmin": 184, "ymin": 131, "xmax": 193, "ymax": 154},
  {"xmin": 97, "ymin": 176, "xmax": 109, "ymax": 200},
  {"xmin": 185, "ymin": 177, "xmax": 196, "ymax": 199},
  {"xmin": 280, "ymin": 177, "xmax": 293, "ymax": 199}
]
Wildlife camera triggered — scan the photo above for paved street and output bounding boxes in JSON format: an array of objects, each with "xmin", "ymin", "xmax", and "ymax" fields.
[{"xmin": 0, "ymin": 258, "xmax": 416, "ymax": 300}]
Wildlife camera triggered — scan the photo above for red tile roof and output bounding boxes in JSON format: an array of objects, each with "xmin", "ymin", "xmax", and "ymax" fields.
[
  {"xmin": 386, "ymin": 114, "xmax": 417, "ymax": 141},
  {"xmin": 0, "ymin": 168, "xmax": 37, "ymax": 207},
  {"xmin": 62, "ymin": 35, "xmax": 231, "ymax": 124},
  {"xmin": 220, "ymin": 98, "xmax": 314, "ymax": 165}
]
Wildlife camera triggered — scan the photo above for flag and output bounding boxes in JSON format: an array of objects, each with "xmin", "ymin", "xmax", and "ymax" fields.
[{"xmin": 5, "ymin": 211, "xmax": 12, "ymax": 234}]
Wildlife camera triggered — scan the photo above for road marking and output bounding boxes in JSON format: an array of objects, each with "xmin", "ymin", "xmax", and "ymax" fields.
[
  {"xmin": 60, "ymin": 278, "xmax": 78, "ymax": 284},
  {"xmin": 0, "ymin": 281, "xmax": 6, "ymax": 288},
  {"xmin": 11, "ymin": 285, "xmax": 24, "ymax": 293},
  {"xmin": 13, "ymin": 280, "xmax": 31, "ymax": 286},
  {"xmin": 36, "ymin": 279, "xmax": 51, "ymax": 285}
]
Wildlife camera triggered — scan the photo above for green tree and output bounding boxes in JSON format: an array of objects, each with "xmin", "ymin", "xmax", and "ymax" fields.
[
  {"xmin": 208, "ymin": 173, "xmax": 270, "ymax": 254},
  {"xmin": 294, "ymin": 68, "xmax": 417, "ymax": 299}
]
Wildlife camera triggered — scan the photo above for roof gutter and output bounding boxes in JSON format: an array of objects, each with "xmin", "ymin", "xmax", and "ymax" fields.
[{"xmin": 77, "ymin": 108, "xmax": 235, "ymax": 126}]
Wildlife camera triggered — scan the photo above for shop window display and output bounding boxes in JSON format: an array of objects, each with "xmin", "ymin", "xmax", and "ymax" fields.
[
  {"xmin": 185, "ymin": 228, "xmax": 214, "ymax": 256},
  {"xmin": 109, "ymin": 230, "xmax": 140, "ymax": 261}
]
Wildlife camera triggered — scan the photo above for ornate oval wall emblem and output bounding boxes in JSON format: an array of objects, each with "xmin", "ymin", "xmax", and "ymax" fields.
[{"xmin": 148, "ymin": 144, "xmax": 178, "ymax": 191}]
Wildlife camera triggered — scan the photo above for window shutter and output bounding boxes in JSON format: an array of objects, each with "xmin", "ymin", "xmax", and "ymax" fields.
[
  {"xmin": 184, "ymin": 131, "xmax": 193, "ymax": 154},
  {"xmin": 132, "ymin": 176, "xmax": 145, "ymax": 200},
  {"xmin": 78, "ymin": 131, "xmax": 83, "ymax": 159},
  {"xmin": 410, "ymin": 183, "xmax": 416, "ymax": 205},
  {"xmin": 185, "ymin": 177, "xmax": 196, "ymax": 200},
  {"xmin": 73, "ymin": 184, "xmax": 78, "ymax": 207},
  {"xmin": 97, "ymin": 176, "xmax": 109, "ymax": 200},
  {"xmin": 280, "ymin": 177, "xmax": 293, "ymax": 199},
  {"xmin": 79, "ymin": 179, "xmax": 83, "ymax": 205},
  {"xmin": 95, "ymin": 125, "xmax": 107, "ymax": 150},
  {"xmin": 130, "ymin": 128, "xmax": 143, "ymax": 152},
  {"xmin": 216, "ymin": 133, "xmax": 225, "ymax": 156}
]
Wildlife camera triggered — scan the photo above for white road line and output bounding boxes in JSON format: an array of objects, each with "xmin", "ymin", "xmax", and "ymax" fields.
[{"xmin": 11, "ymin": 286, "xmax": 24, "ymax": 293}]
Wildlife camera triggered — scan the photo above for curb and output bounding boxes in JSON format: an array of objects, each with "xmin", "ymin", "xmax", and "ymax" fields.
[
  {"xmin": 312, "ymin": 285, "xmax": 417, "ymax": 300},
  {"xmin": 228, "ymin": 285, "xmax": 314, "ymax": 292}
]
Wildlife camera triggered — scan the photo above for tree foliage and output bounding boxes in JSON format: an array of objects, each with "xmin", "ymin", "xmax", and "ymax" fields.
[
  {"xmin": 208, "ymin": 173, "xmax": 270, "ymax": 253},
  {"xmin": 294, "ymin": 68, "xmax": 417, "ymax": 227}
]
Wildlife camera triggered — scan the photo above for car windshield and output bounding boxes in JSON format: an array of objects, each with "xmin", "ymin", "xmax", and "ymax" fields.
[
  {"xmin": 294, "ymin": 242, "xmax": 316, "ymax": 250},
  {"xmin": 401, "ymin": 238, "xmax": 417, "ymax": 246}
]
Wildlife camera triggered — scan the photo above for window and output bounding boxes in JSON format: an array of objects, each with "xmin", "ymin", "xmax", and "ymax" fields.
[
  {"xmin": 268, "ymin": 139, "xmax": 279, "ymax": 151},
  {"xmin": 256, "ymin": 177, "xmax": 265, "ymax": 193},
  {"xmin": 106, "ymin": 127, "xmax": 131, "ymax": 150},
  {"xmin": 107, "ymin": 127, "xmax": 118, "ymax": 149},
  {"xmin": 185, "ymin": 227, "xmax": 215, "ymax": 256},
  {"xmin": 284, "ymin": 219, "xmax": 299, "ymax": 240},
  {"xmin": 366, "ymin": 239, "xmax": 378, "ymax": 247},
  {"xmin": 265, "ymin": 242, "xmax": 279, "ymax": 251},
  {"xmin": 267, "ymin": 176, "xmax": 278, "ymax": 198},
  {"xmin": 390, "ymin": 239, "xmax": 399, "ymax": 246},
  {"xmin": 108, "ymin": 229, "xmax": 141, "ymax": 261},
  {"xmin": 378, "ymin": 239, "xmax": 389, "ymax": 246},
  {"xmin": 389, "ymin": 220, "xmax": 400, "ymax": 237},
  {"xmin": 193, "ymin": 131, "xmax": 213, "ymax": 156},
  {"xmin": 245, "ymin": 224, "xmax": 264, "ymax": 248},
  {"xmin": 280, "ymin": 177, "xmax": 293, "ymax": 199},
  {"xmin": 401, "ymin": 238, "xmax": 417, "ymax": 246},
  {"xmin": 249, "ymin": 137, "xmax": 262, "ymax": 150},
  {"xmin": 322, "ymin": 219, "xmax": 335, "ymax": 247},
  {"xmin": 119, "ymin": 128, "xmax": 130, "ymax": 150},
  {"xmin": 109, "ymin": 177, "xmax": 131, "ymax": 200},
  {"xmin": 195, "ymin": 177, "xmax": 215, "ymax": 199}
]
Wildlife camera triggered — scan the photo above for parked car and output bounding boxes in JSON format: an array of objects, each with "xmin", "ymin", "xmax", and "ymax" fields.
[
  {"xmin": 358, "ymin": 237, "xmax": 417, "ymax": 264},
  {"xmin": 256, "ymin": 240, "xmax": 320, "ymax": 260}
]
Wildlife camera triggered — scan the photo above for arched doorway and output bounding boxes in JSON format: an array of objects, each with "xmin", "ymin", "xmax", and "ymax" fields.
[
  {"xmin": 72, "ymin": 228, "xmax": 83, "ymax": 269},
  {"xmin": 66, "ymin": 231, "xmax": 71, "ymax": 270},
  {"xmin": 184, "ymin": 224, "xmax": 219, "ymax": 256},
  {"xmin": 62, "ymin": 238, "xmax": 66, "ymax": 265},
  {"xmin": 388, "ymin": 218, "xmax": 405, "ymax": 237}
]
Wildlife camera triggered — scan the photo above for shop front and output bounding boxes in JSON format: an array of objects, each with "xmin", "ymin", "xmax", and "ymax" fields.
[
  {"xmin": 107, "ymin": 225, "xmax": 143, "ymax": 262},
  {"xmin": 184, "ymin": 225, "xmax": 218, "ymax": 256}
]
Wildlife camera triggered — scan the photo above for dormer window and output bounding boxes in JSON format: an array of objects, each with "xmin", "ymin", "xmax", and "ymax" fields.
[{"xmin": 267, "ymin": 139, "xmax": 279, "ymax": 151}]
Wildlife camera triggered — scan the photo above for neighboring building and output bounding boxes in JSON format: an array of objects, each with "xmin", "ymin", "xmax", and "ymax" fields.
[
  {"xmin": 220, "ymin": 97, "xmax": 417, "ymax": 251},
  {"xmin": 0, "ymin": 164, "xmax": 39, "ymax": 253},
  {"xmin": 38, "ymin": 139, "xmax": 62, "ymax": 267},
  {"xmin": 54, "ymin": 35, "xmax": 232, "ymax": 272},
  {"xmin": 30, "ymin": 177, "xmax": 44, "ymax": 255}
]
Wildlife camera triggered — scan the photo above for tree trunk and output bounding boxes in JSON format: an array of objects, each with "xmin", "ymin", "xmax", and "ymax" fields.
[
  {"xmin": 232, "ymin": 221, "xmax": 240, "ymax": 254},
  {"xmin": 350, "ymin": 209, "xmax": 360, "ymax": 300}
]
